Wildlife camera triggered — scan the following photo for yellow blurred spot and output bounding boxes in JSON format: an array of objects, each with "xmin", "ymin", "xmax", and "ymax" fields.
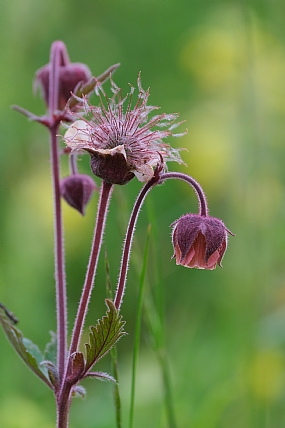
[
  {"xmin": 2, "ymin": 396, "xmax": 54, "ymax": 428},
  {"xmin": 181, "ymin": 105, "xmax": 233, "ymax": 195},
  {"xmin": 179, "ymin": 16, "xmax": 285, "ymax": 116},
  {"xmin": 248, "ymin": 350, "xmax": 285, "ymax": 402},
  {"xmin": 245, "ymin": 175, "xmax": 283, "ymax": 226},
  {"xmin": 180, "ymin": 27, "xmax": 243, "ymax": 91},
  {"xmin": 10, "ymin": 162, "xmax": 98, "ymax": 255}
]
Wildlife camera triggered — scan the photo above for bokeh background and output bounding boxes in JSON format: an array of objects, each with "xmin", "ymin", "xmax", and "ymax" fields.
[{"xmin": 1, "ymin": 1, "xmax": 285, "ymax": 427}]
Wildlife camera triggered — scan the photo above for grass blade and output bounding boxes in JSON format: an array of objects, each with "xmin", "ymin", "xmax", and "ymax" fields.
[
  {"xmin": 129, "ymin": 224, "xmax": 152, "ymax": 428},
  {"xmin": 105, "ymin": 251, "xmax": 123, "ymax": 428}
]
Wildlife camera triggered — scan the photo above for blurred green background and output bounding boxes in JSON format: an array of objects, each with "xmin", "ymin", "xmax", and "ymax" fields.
[{"xmin": 1, "ymin": 1, "xmax": 285, "ymax": 427}]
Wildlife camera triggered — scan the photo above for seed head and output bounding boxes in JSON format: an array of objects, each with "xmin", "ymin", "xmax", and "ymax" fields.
[{"xmin": 63, "ymin": 76, "xmax": 185, "ymax": 185}]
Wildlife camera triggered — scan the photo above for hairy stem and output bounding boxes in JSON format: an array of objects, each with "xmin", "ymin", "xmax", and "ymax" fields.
[
  {"xmin": 160, "ymin": 171, "xmax": 208, "ymax": 216},
  {"xmin": 49, "ymin": 42, "xmax": 68, "ymax": 382},
  {"xmin": 114, "ymin": 171, "xmax": 209, "ymax": 310},
  {"xmin": 69, "ymin": 180, "xmax": 113, "ymax": 354},
  {"xmin": 56, "ymin": 383, "xmax": 72, "ymax": 428},
  {"xmin": 114, "ymin": 178, "xmax": 156, "ymax": 310}
]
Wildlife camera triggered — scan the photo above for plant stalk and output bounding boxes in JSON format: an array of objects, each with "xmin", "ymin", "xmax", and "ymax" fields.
[
  {"xmin": 49, "ymin": 42, "xmax": 68, "ymax": 383},
  {"xmin": 69, "ymin": 180, "xmax": 113, "ymax": 354}
]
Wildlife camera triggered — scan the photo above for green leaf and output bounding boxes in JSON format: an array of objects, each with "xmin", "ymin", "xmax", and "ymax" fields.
[
  {"xmin": 84, "ymin": 371, "xmax": 117, "ymax": 383},
  {"xmin": 44, "ymin": 331, "xmax": 57, "ymax": 365},
  {"xmin": 104, "ymin": 253, "xmax": 123, "ymax": 428},
  {"xmin": 41, "ymin": 361, "xmax": 59, "ymax": 391},
  {"xmin": 84, "ymin": 299, "xmax": 126, "ymax": 372},
  {"xmin": 68, "ymin": 63, "xmax": 120, "ymax": 109},
  {"xmin": 129, "ymin": 224, "xmax": 151, "ymax": 428},
  {"xmin": 0, "ymin": 308, "xmax": 52, "ymax": 389}
]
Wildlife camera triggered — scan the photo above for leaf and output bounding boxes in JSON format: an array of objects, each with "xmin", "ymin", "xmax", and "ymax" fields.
[
  {"xmin": 44, "ymin": 331, "xmax": 57, "ymax": 365},
  {"xmin": 84, "ymin": 371, "xmax": 117, "ymax": 383},
  {"xmin": 0, "ymin": 302, "xmax": 18, "ymax": 324},
  {"xmin": 40, "ymin": 361, "xmax": 59, "ymax": 391},
  {"xmin": 84, "ymin": 299, "xmax": 126, "ymax": 372},
  {"xmin": 0, "ymin": 308, "xmax": 52, "ymax": 389},
  {"xmin": 68, "ymin": 63, "xmax": 120, "ymax": 109}
]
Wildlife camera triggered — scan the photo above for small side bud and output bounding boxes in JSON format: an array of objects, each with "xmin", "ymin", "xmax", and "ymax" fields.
[{"xmin": 60, "ymin": 174, "xmax": 97, "ymax": 215}]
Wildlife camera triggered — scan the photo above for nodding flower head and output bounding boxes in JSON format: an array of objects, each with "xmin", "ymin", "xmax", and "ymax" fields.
[
  {"xmin": 63, "ymin": 76, "xmax": 185, "ymax": 185},
  {"xmin": 171, "ymin": 214, "xmax": 233, "ymax": 270}
]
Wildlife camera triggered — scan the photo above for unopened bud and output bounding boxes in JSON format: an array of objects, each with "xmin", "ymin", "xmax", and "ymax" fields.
[
  {"xmin": 60, "ymin": 174, "xmax": 97, "ymax": 215},
  {"xmin": 171, "ymin": 214, "xmax": 233, "ymax": 270},
  {"xmin": 34, "ymin": 62, "xmax": 91, "ymax": 110}
]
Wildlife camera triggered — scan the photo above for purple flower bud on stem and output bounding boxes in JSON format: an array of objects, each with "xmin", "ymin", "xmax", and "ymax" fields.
[
  {"xmin": 171, "ymin": 214, "xmax": 234, "ymax": 270},
  {"xmin": 60, "ymin": 174, "xmax": 97, "ymax": 215},
  {"xmin": 34, "ymin": 41, "xmax": 91, "ymax": 111}
]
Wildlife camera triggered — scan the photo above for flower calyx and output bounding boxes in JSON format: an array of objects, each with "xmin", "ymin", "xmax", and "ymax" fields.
[
  {"xmin": 34, "ymin": 60, "xmax": 92, "ymax": 111},
  {"xmin": 60, "ymin": 174, "xmax": 97, "ymax": 215},
  {"xmin": 171, "ymin": 214, "xmax": 234, "ymax": 270}
]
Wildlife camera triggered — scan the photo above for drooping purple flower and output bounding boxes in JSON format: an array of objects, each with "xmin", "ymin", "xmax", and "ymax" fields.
[
  {"xmin": 63, "ymin": 76, "xmax": 185, "ymax": 185},
  {"xmin": 171, "ymin": 214, "xmax": 233, "ymax": 270}
]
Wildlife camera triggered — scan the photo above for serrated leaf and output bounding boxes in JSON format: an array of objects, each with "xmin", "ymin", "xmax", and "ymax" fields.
[
  {"xmin": 44, "ymin": 331, "xmax": 57, "ymax": 365},
  {"xmin": 85, "ymin": 371, "xmax": 117, "ymax": 383},
  {"xmin": 0, "ymin": 308, "xmax": 52, "ymax": 388},
  {"xmin": 84, "ymin": 299, "xmax": 126, "ymax": 371}
]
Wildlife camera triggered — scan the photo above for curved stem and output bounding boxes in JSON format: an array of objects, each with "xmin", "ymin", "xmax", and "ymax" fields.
[
  {"xmin": 69, "ymin": 180, "xmax": 113, "ymax": 354},
  {"xmin": 114, "ymin": 178, "xmax": 156, "ymax": 311},
  {"xmin": 160, "ymin": 172, "xmax": 208, "ymax": 216},
  {"xmin": 114, "ymin": 171, "xmax": 209, "ymax": 311}
]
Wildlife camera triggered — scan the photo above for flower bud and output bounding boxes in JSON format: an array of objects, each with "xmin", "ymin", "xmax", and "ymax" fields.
[
  {"xmin": 34, "ymin": 62, "xmax": 91, "ymax": 110},
  {"xmin": 171, "ymin": 214, "xmax": 233, "ymax": 270},
  {"xmin": 60, "ymin": 174, "xmax": 97, "ymax": 215}
]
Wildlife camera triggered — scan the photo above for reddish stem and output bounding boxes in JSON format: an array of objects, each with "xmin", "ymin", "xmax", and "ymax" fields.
[
  {"xmin": 56, "ymin": 383, "xmax": 72, "ymax": 428},
  {"xmin": 49, "ymin": 42, "xmax": 69, "ymax": 382},
  {"xmin": 114, "ymin": 178, "xmax": 156, "ymax": 310},
  {"xmin": 69, "ymin": 180, "xmax": 113, "ymax": 354},
  {"xmin": 114, "ymin": 171, "xmax": 209, "ymax": 310},
  {"xmin": 160, "ymin": 172, "xmax": 208, "ymax": 216}
]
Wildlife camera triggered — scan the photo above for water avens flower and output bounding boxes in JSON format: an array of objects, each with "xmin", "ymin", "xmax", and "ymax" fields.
[
  {"xmin": 171, "ymin": 214, "xmax": 233, "ymax": 270},
  {"xmin": 63, "ymin": 76, "xmax": 185, "ymax": 185}
]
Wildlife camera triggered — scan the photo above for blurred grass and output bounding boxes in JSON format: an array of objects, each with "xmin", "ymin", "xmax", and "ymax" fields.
[{"xmin": 1, "ymin": 1, "xmax": 285, "ymax": 427}]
